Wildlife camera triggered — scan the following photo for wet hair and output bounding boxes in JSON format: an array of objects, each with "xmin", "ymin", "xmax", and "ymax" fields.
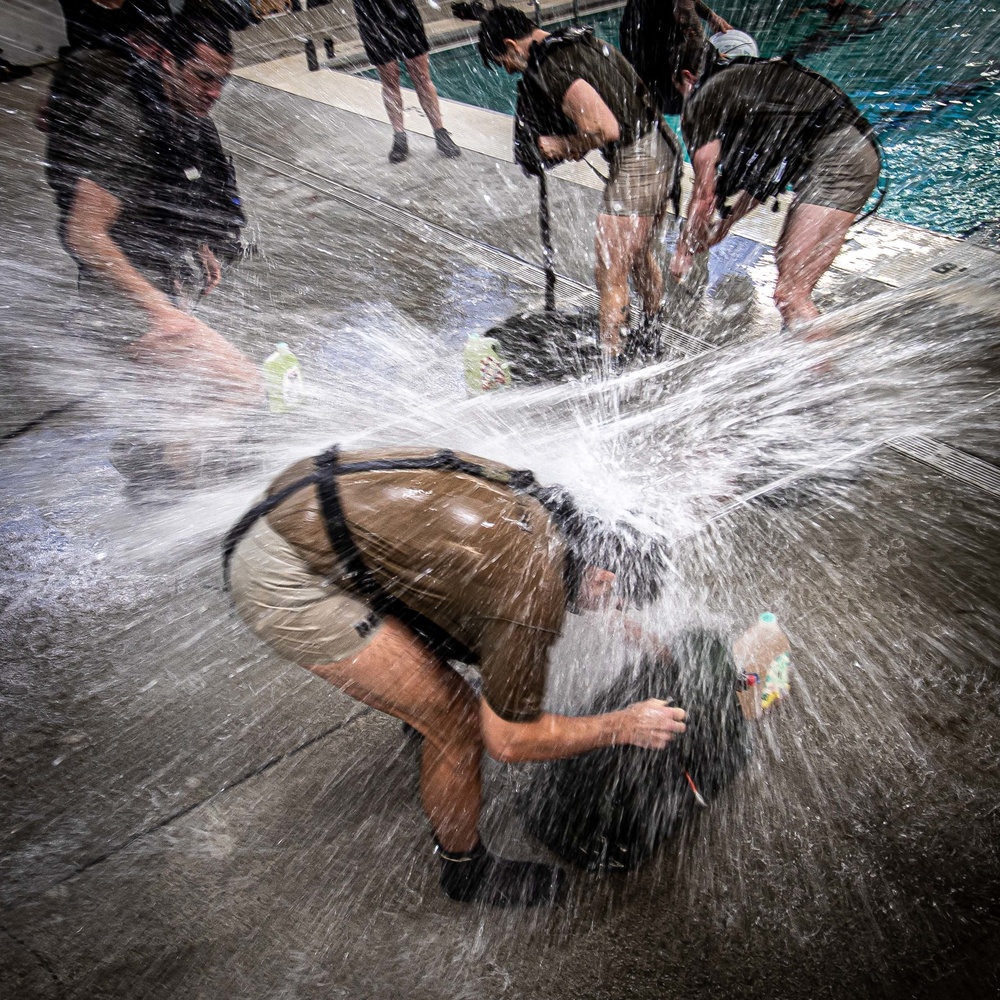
[
  {"xmin": 476, "ymin": 5, "xmax": 536, "ymax": 67},
  {"xmin": 165, "ymin": 14, "xmax": 234, "ymax": 64},
  {"xmin": 573, "ymin": 516, "xmax": 672, "ymax": 609},
  {"xmin": 674, "ymin": 30, "xmax": 710, "ymax": 83}
]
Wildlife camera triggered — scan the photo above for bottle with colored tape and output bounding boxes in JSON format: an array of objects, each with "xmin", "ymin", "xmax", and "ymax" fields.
[
  {"xmin": 463, "ymin": 331, "xmax": 512, "ymax": 396},
  {"xmin": 732, "ymin": 612, "xmax": 792, "ymax": 712},
  {"xmin": 263, "ymin": 342, "xmax": 304, "ymax": 413}
]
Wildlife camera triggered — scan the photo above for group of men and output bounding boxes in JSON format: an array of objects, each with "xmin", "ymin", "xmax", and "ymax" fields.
[
  {"xmin": 41, "ymin": 1, "xmax": 873, "ymax": 910},
  {"xmin": 470, "ymin": 3, "xmax": 881, "ymax": 361}
]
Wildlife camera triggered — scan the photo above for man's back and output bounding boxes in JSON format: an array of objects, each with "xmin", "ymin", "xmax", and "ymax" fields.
[{"xmin": 263, "ymin": 448, "xmax": 572, "ymax": 722}]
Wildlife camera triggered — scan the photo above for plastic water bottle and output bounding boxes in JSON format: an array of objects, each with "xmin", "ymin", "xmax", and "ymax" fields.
[
  {"xmin": 263, "ymin": 342, "xmax": 303, "ymax": 414},
  {"xmin": 732, "ymin": 612, "xmax": 792, "ymax": 713},
  {"xmin": 463, "ymin": 332, "xmax": 512, "ymax": 396}
]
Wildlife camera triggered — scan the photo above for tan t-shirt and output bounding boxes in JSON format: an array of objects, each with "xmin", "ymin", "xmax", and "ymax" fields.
[{"xmin": 264, "ymin": 449, "xmax": 571, "ymax": 723}]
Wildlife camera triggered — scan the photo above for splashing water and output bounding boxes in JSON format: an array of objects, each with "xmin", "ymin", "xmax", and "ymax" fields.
[{"xmin": 3, "ymin": 45, "xmax": 1000, "ymax": 999}]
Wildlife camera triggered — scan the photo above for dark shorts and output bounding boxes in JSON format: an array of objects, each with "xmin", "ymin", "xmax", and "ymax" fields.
[
  {"xmin": 353, "ymin": 0, "xmax": 429, "ymax": 66},
  {"xmin": 794, "ymin": 126, "xmax": 881, "ymax": 214}
]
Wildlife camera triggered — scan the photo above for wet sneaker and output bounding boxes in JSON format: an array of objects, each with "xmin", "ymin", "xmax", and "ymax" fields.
[
  {"xmin": 438, "ymin": 842, "xmax": 564, "ymax": 908},
  {"xmin": 388, "ymin": 131, "xmax": 408, "ymax": 164},
  {"xmin": 434, "ymin": 127, "xmax": 461, "ymax": 158}
]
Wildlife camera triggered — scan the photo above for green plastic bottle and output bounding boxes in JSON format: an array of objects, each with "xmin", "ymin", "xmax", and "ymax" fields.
[
  {"xmin": 263, "ymin": 343, "xmax": 303, "ymax": 413},
  {"xmin": 463, "ymin": 332, "xmax": 512, "ymax": 396}
]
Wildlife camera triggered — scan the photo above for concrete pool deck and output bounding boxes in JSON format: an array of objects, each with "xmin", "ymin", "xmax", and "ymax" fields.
[{"xmin": 2, "ymin": 45, "xmax": 1000, "ymax": 1000}]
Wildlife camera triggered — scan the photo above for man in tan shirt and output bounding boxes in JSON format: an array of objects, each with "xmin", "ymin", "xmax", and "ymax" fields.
[{"xmin": 225, "ymin": 446, "xmax": 688, "ymax": 907}]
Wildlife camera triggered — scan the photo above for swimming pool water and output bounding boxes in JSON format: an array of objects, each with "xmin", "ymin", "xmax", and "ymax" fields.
[{"xmin": 361, "ymin": 0, "xmax": 1000, "ymax": 235}]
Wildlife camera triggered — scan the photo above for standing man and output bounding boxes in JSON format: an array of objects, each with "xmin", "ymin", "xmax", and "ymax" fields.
[
  {"xmin": 619, "ymin": 0, "xmax": 732, "ymax": 115},
  {"xmin": 474, "ymin": 6, "xmax": 682, "ymax": 369},
  {"xmin": 58, "ymin": 14, "xmax": 258, "ymax": 395},
  {"xmin": 351, "ymin": 0, "xmax": 462, "ymax": 163},
  {"xmin": 669, "ymin": 38, "xmax": 881, "ymax": 333},
  {"xmin": 224, "ymin": 445, "xmax": 689, "ymax": 907}
]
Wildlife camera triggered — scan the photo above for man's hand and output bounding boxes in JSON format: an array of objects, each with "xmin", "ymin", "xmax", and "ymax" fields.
[
  {"xmin": 538, "ymin": 134, "xmax": 569, "ymax": 163},
  {"xmin": 708, "ymin": 13, "xmax": 733, "ymax": 32},
  {"xmin": 614, "ymin": 699, "xmax": 688, "ymax": 750},
  {"xmin": 670, "ymin": 240, "xmax": 696, "ymax": 280},
  {"xmin": 197, "ymin": 243, "xmax": 223, "ymax": 294}
]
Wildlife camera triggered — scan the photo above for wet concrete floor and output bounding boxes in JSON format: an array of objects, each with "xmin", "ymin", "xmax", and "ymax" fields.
[{"xmin": 2, "ymin": 69, "xmax": 999, "ymax": 999}]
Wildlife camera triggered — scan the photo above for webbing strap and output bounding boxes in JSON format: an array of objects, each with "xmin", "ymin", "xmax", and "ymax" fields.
[
  {"xmin": 221, "ymin": 470, "xmax": 319, "ymax": 588},
  {"xmin": 313, "ymin": 445, "xmax": 382, "ymax": 599},
  {"xmin": 311, "ymin": 445, "xmax": 477, "ymax": 661}
]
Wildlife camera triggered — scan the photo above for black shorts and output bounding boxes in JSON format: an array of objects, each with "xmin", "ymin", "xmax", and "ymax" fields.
[{"xmin": 353, "ymin": 0, "xmax": 429, "ymax": 66}]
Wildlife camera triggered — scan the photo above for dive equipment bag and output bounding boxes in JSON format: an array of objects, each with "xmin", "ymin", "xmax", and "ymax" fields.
[{"xmin": 521, "ymin": 629, "xmax": 751, "ymax": 871}]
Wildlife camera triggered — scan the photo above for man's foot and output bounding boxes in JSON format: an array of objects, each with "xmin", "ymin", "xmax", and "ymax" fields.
[
  {"xmin": 388, "ymin": 131, "xmax": 409, "ymax": 164},
  {"xmin": 438, "ymin": 842, "xmax": 564, "ymax": 907},
  {"xmin": 434, "ymin": 127, "xmax": 462, "ymax": 158},
  {"xmin": 622, "ymin": 313, "xmax": 662, "ymax": 366}
]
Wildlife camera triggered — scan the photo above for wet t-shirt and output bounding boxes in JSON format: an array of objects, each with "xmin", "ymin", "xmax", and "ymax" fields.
[
  {"xmin": 683, "ymin": 59, "xmax": 862, "ymax": 157},
  {"xmin": 61, "ymin": 72, "xmax": 233, "ymax": 284},
  {"xmin": 528, "ymin": 32, "xmax": 655, "ymax": 157},
  {"xmin": 265, "ymin": 449, "xmax": 573, "ymax": 723}
]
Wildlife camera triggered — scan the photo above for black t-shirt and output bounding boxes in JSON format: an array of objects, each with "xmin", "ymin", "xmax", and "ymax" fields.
[
  {"xmin": 62, "ymin": 68, "xmax": 242, "ymax": 281},
  {"xmin": 683, "ymin": 59, "xmax": 867, "ymax": 201},
  {"xmin": 526, "ymin": 31, "xmax": 657, "ymax": 159},
  {"xmin": 58, "ymin": 0, "xmax": 170, "ymax": 51}
]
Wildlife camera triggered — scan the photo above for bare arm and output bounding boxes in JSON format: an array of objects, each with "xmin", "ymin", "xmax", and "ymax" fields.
[
  {"xmin": 66, "ymin": 178, "xmax": 261, "ymax": 395},
  {"xmin": 65, "ymin": 177, "xmax": 176, "ymax": 319},
  {"xmin": 537, "ymin": 79, "xmax": 621, "ymax": 163},
  {"xmin": 480, "ymin": 698, "xmax": 687, "ymax": 764},
  {"xmin": 671, "ymin": 139, "xmax": 722, "ymax": 277}
]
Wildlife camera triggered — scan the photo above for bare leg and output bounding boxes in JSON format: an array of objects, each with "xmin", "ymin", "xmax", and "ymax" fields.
[
  {"xmin": 403, "ymin": 53, "xmax": 444, "ymax": 130},
  {"xmin": 595, "ymin": 212, "xmax": 660, "ymax": 357},
  {"xmin": 774, "ymin": 201, "xmax": 856, "ymax": 334},
  {"xmin": 307, "ymin": 616, "xmax": 482, "ymax": 851},
  {"xmin": 631, "ymin": 238, "xmax": 664, "ymax": 320},
  {"xmin": 375, "ymin": 60, "xmax": 405, "ymax": 133}
]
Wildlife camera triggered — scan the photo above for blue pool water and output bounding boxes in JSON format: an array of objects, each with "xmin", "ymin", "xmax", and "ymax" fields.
[{"xmin": 361, "ymin": 1, "xmax": 1000, "ymax": 235}]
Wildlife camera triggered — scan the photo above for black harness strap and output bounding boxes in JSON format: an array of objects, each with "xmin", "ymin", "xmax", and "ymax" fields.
[
  {"xmin": 223, "ymin": 445, "xmax": 572, "ymax": 663},
  {"xmin": 221, "ymin": 470, "xmax": 319, "ymax": 589}
]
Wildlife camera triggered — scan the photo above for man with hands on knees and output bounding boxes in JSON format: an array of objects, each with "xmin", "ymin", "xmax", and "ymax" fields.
[
  {"xmin": 224, "ymin": 445, "xmax": 687, "ymax": 908},
  {"xmin": 669, "ymin": 33, "xmax": 880, "ymax": 334},
  {"xmin": 60, "ymin": 14, "xmax": 259, "ymax": 397}
]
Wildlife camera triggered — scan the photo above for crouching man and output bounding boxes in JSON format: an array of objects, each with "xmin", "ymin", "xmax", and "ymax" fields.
[{"xmin": 223, "ymin": 445, "xmax": 688, "ymax": 907}]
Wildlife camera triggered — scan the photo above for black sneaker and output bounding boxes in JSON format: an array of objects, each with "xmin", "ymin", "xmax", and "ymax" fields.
[
  {"xmin": 438, "ymin": 842, "xmax": 565, "ymax": 908},
  {"xmin": 388, "ymin": 131, "xmax": 408, "ymax": 164},
  {"xmin": 434, "ymin": 127, "xmax": 461, "ymax": 158}
]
